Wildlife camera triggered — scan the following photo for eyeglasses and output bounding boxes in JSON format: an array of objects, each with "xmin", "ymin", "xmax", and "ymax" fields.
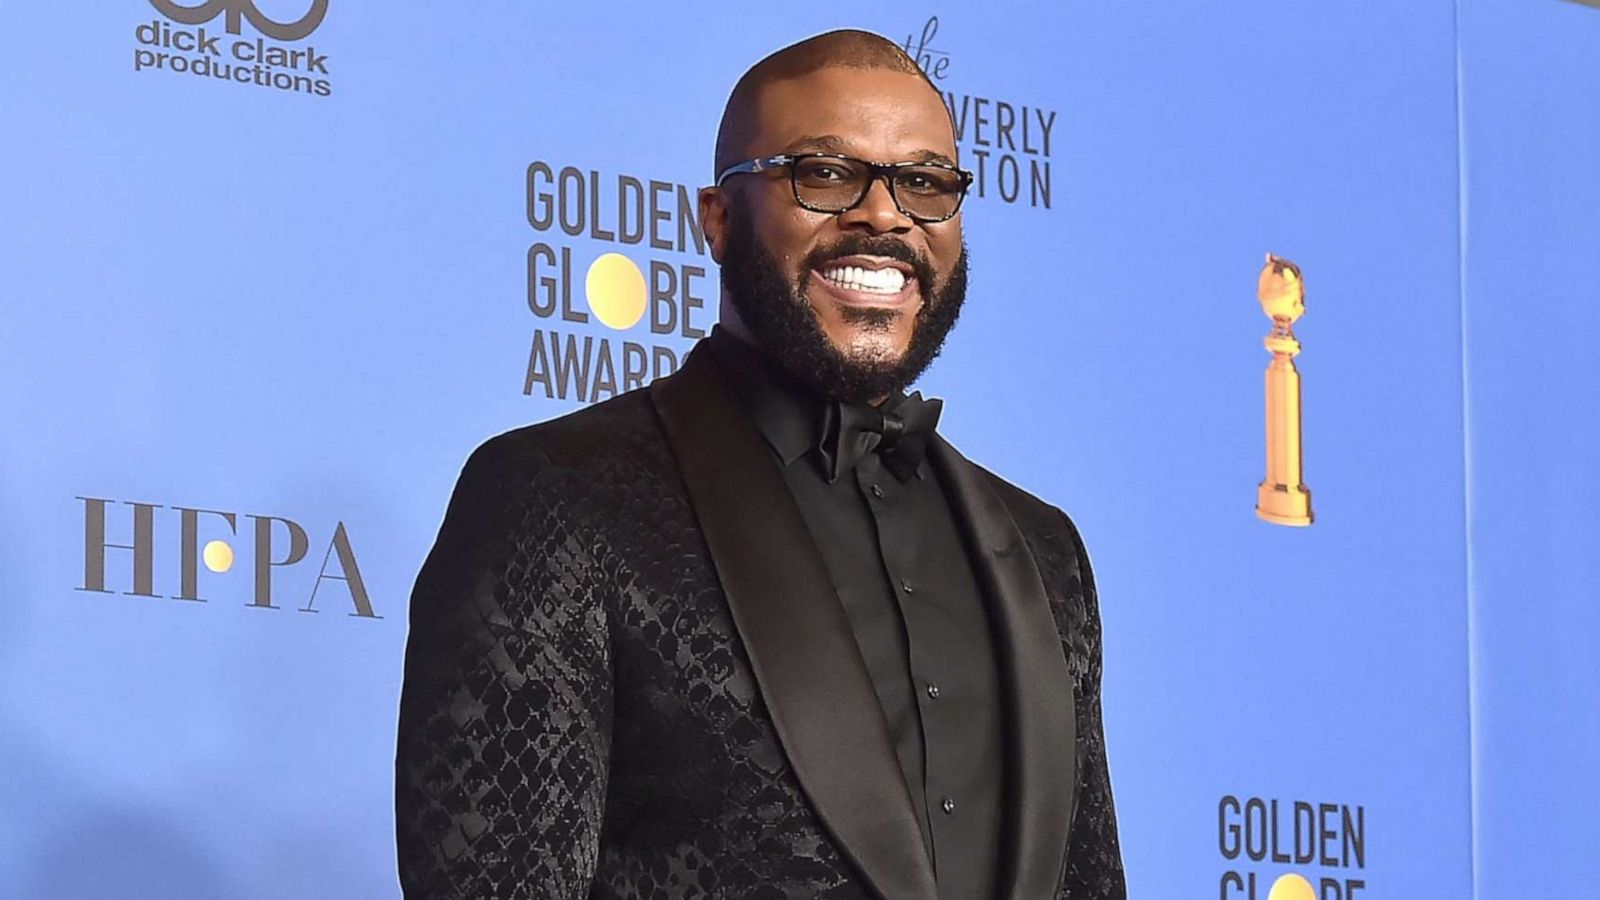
[{"xmin": 715, "ymin": 153, "xmax": 973, "ymax": 223}]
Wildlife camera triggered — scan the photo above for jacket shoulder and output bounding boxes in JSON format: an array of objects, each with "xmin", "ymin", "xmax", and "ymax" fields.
[
  {"xmin": 427, "ymin": 389, "xmax": 668, "ymax": 574},
  {"xmin": 464, "ymin": 386, "xmax": 664, "ymax": 476}
]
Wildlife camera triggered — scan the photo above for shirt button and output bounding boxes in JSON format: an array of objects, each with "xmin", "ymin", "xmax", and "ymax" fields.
[
  {"xmin": 942, "ymin": 797, "xmax": 956, "ymax": 815},
  {"xmin": 870, "ymin": 483, "xmax": 884, "ymax": 498},
  {"xmin": 926, "ymin": 683, "xmax": 941, "ymax": 699}
]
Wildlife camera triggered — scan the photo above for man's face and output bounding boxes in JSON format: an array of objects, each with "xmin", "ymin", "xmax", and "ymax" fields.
[{"xmin": 703, "ymin": 66, "xmax": 969, "ymax": 402}]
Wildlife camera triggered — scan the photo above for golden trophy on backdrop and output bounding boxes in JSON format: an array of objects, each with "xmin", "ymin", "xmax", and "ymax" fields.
[{"xmin": 1255, "ymin": 253, "xmax": 1314, "ymax": 526}]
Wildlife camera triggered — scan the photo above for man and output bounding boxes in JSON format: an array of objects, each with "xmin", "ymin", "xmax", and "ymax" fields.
[{"xmin": 395, "ymin": 28, "xmax": 1125, "ymax": 900}]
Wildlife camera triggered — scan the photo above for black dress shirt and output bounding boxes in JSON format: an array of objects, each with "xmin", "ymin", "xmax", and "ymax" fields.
[{"xmin": 706, "ymin": 326, "xmax": 1006, "ymax": 900}]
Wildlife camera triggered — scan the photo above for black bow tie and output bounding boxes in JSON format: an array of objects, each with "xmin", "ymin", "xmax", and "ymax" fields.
[{"xmin": 818, "ymin": 392, "xmax": 944, "ymax": 483}]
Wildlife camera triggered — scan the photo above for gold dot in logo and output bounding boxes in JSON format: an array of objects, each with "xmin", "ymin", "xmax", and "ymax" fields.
[
  {"xmin": 585, "ymin": 252, "xmax": 647, "ymax": 330},
  {"xmin": 1267, "ymin": 873, "xmax": 1316, "ymax": 900},
  {"xmin": 202, "ymin": 540, "xmax": 234, "ymax": 573}
]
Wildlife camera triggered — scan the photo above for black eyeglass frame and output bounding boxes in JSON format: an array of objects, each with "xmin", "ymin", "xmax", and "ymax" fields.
[{"xmin": 714, "ymin": 152, "xmax": 974, "ymax": 223}]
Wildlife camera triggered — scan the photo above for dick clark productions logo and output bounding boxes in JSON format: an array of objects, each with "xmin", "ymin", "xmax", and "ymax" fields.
[{"xmin": 132, "ymin": 0, "xmax": 334, "ymax": 97}]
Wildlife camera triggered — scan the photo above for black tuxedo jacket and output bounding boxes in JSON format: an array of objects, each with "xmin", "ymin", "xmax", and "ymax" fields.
[{"xmin": 394, "ymin": 342, "xmax": 1126, "ymax": 899}]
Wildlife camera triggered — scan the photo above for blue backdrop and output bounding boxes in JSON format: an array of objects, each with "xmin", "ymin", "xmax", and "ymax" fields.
[
  {"xmin": 1459, "ymin": 1, "xmax": 1600, "ymax": 896},
  {"xmin": 0, "ymin": 1, "xmax": 1593, "ymax": 897}
]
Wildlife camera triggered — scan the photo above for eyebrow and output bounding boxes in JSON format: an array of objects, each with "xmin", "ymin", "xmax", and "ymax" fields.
[{"xmin": 781, "ymin": 134, "xmax": 958, "ymax": 167}]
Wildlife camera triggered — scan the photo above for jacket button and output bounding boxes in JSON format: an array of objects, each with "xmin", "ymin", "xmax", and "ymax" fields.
[
  {"xmin": 941, "ymin": 797, "xmax": 956, "ymax": 815},
  {"xmin": 926, "ymin": 683, "xmax": 941, "ymax": 699},
  {"xmin": 870, "ymin": 483, "xmax": 884, "ymax": 498}
]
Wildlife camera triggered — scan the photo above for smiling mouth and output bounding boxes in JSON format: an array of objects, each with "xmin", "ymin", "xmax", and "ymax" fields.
[{"xmin": 810, "ymin": 259, "xmax": 919, "ymax": 307}]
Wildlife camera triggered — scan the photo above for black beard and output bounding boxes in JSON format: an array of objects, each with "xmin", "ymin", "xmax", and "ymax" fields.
[{"xmin": 718, "ymin": 198, "xmax": 968, "ymax": 405}]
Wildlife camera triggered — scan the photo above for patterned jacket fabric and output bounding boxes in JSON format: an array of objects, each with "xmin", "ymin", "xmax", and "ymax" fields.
[{"xmin": 394, "ymin": 363, "xmax": 1126, "ymax": 899}]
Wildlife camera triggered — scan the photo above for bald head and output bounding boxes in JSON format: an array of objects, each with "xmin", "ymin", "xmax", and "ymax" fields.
[{"xmin": 713, "ymin": 29, "xmax": 947, "ymax": 178}]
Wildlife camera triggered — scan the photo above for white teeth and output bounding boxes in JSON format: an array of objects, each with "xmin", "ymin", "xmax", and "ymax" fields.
[{"xmin": 821, "ymin": 265, "xmax": 908, "ymax": 294}]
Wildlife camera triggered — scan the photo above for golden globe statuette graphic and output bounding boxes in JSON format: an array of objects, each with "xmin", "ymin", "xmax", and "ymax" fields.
[{"xmin": 1255, "ymin": 253, "xmax": 1314, "ymax": 526}]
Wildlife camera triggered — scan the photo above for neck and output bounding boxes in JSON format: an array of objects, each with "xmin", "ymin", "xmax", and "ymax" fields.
[{"xmin": 716, "ymin": 293, "xmax": 762, "ymax": 348}]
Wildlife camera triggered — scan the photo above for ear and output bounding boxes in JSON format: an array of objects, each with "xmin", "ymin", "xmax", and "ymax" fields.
[{"xmin": 698, "ymin": 185, "xmax": 731, "ymax": 265}]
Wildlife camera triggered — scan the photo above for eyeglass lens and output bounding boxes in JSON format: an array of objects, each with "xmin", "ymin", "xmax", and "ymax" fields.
[{"xmin": 791, "ymin": 156, "xmax": 964, "ymax": 221}]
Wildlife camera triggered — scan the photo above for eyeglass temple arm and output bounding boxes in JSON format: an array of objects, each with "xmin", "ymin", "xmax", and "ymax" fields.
[{"xmin": 714, "ymin": 155, "xmax": 796, "ymax": 186}]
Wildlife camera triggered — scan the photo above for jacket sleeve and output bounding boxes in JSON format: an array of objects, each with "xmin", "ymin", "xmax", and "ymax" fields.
[
  {"xmin": 394, "ymin": 438, "xmax": 613, "ymax": 898},
  {"xmin": 1056, "ymin": 510, "xmax": 1128, "ymax": 899}
]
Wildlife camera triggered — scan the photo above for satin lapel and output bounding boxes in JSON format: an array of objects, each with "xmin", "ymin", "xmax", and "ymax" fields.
[
  {"xmin": 928, "ymin": 436, "xmax": 1077, "ymax": 900},
  {"xmin": 651, "ymin": 344, "xmax": 938, "ymax": 900}
]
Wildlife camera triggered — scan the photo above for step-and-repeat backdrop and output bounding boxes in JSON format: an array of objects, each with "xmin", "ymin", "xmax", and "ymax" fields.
[{"xmin": 1, "ymin": 1, "xmax": 1593, "ymax": 896}]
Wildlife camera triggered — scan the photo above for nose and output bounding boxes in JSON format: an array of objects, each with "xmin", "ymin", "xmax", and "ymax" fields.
[{"xmin": 836, "ymin": 174, "xmax": 914, "ymax": 234}]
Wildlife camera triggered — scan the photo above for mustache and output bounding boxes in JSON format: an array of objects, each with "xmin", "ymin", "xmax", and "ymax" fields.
[{"xmin": 801, "ymin": 236, "xmax": 938, "ymax": 294}]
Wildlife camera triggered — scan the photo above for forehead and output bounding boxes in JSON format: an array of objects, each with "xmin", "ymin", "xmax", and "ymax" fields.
[{"xmin": 747, "ymin": 67, "xmax": 957, "ymax": 163}]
